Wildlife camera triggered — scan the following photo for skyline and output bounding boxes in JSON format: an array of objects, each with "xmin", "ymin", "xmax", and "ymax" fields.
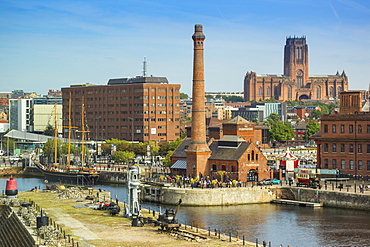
[{"xmin": 1, "ymin": 0, "xmax": 370, "ymax": 96}]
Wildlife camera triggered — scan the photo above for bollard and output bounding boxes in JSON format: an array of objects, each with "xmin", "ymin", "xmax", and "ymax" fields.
[
  {"xmin": 72, "ymin": 238, "xmax": 74, "ymax": 247},
  {"xmin": 215, "ymin": 229, "xmax": 217, "ymax": 236},
  {"xmin": 229, "ymin": 232, "xmax": 231, "ymax": 242},
  {"xmin": 152, "ymin": 210, "xmax": 155, "ymax": 217},
  {"xmin": 196, "ymin": 225, "xmax": 198, "ymax": 233},
  {"xmin": 208, "ymin": 227, "xmax": 210, "ymax": 236},
  {"xmin": 218, "ymin": 230, "xmax": 220, "ymax": 239},
  {"xmin": 243, "ymin": 235, "xmax": 245, "ymax": 245},
  {"xmin": 184, "ymin": 221, "xmax": 186, "ymax": 230},
  {"xmin": 148, "ymin": 207, "xmax": 150, "ymax": 214},
  {"xmin": 269, "ymin": 241, "xmax": 272, "ymax": 247},
  {"xmin": 256, "ymin": 238, "xmax": 258, "ymax": 247},
  {"xmin": 263, "ymin": 240, "xmax": 267, "ymax": 247}
]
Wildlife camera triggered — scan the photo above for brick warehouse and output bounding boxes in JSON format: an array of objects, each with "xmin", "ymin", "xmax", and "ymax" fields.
[
  {"xmin": 244, "ymin": 36, "xmax": 348, "ymax": 102},
  {"xmin": 311, "ymin": 91, "xmax": 370, "ymax": 178},
  {"xmin": 61, "ymin": 76, "xmax": 181, "ymax": 143}
]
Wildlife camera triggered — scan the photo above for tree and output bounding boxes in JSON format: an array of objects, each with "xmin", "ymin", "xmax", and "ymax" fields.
[
  {"xmin": 309, "ymin": 110, "xmax": 322, "ymax": 119},
  {"xmin": 112, "ymin": 151, "xmax": 135, "ymax": 164},
  {"xmin": 2, "ymin": 137, "xmax": 16, "ymax": 154},
  {"xmin": 304, "ymin": 121, "xmax": 320, "ymax": 141},
  {"xmin": 269, "ymin": 121, "xmax": 294, "ymax": 142},
  {"xmin": 205, "ymin": 94, "xmax": 214, "ymax": 99},
  {"xmin": 266, "ymin": 113, "xmax": 280, "ymax": 126},
  {"xmin": 224, "ymin": 96, "xmax": 244, "ymax": 103},
  {"xmin": 180, "ymin": 92, "xmax": 189, "ymax": 99},
  {"xmin": 43, "ymin": 124, "xmax": 55, "ymax": 136}
]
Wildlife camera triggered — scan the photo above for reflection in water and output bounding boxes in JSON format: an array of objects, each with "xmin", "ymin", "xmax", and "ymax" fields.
[{"xmin": 2, "ymin": 178, "xmax": 370, "ymax": 246}]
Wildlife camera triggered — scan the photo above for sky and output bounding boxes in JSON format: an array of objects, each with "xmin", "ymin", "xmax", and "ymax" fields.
[{"xmin": 1, "ymin": 0, "xmax": 370, "ymax": 96}]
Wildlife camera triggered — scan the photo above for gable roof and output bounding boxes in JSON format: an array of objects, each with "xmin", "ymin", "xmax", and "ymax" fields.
[{"xmin": 227, "ymin": 116, "xmax": 252, "ymax": 124}]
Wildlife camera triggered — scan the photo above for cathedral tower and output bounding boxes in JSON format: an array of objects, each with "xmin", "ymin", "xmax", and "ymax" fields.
[
  {"xmin": 284, "ymin": 37, "xmax": 309, "ymax": 88},
  {"xmin": 186, "ymin": 24, "xmax": 212, "ymax": 177}
]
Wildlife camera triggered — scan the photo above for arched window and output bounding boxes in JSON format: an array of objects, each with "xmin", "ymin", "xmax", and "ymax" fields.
[
  {"xmin": 297, "ymin": 77, "xmax": 303, "ymax": 88},
  {"xmin": 266, "ymin": 86, "xmax": 271, "ymax": 96},
  {"xmin": 258, "ymin": 87, "xmax": 263, "ymax": 96},
  {"xmin": 337, "ymin": 87, "xmax": 342, "ymax": 96},
  {"xmin": 288, "ymin": 86, "xmax": 292, "ymax": 99},
  {"xmin": 316, "ymin": 86, "xmax": 321, "ymax": 99},
  {"xmin": 330, "ymin": 86, "xmax": 334, "ymax": 97},
  {"xmin": 251, "ymin": 150, "xmax": 255, "ymax": 161}
]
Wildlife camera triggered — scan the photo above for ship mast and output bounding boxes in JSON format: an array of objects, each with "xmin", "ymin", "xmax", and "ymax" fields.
[
  {"xmin": 67, "ymin": 93, "xmax": 72, "ymax": 170},
  {"xmin": 76, "ymin": 96, "xmax": 89, "ymax": 170},
  {"xmin": 53, "ymin": 103, "xmax": 58, "ymax": 167}
]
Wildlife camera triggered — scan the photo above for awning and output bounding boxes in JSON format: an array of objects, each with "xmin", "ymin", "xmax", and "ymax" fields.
[{"xmin": 170, "ymin": 159, "xmax": 187, "ymax": 169}]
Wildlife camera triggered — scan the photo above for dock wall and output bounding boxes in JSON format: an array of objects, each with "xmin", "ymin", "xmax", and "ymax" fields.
[
  {"xmin": 142, "ymin": 186, "xmax": 277, "ymax": 206},
  {"xmin": 276, "ymin": 187, "xmax": 370, "ymax": 210}
]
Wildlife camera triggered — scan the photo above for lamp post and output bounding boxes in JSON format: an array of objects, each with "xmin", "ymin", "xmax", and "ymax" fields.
[{"xmin": 128, "ymin": 117, "xmax": 134, "ymax": 142}]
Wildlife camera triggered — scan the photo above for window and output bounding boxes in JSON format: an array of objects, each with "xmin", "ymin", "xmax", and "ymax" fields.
[
  {"xmin": 358, "ymin": 125, "xmax": 362, "ymax": 133},
  {"xmin": 288, "ymin": 86, "xmax": 292, "ymax": 99},
  {"xmin": 367, "ymin": 161, "xmax": 370, "ymax": 171},
  {"xmin": 332, "ymin": 124, "xmax": 336, "ymax": 133},
  {"xmin": 341, "ymin": 144, "xmax": 345, "ymax": 152},
  {"xmin": 324, "ymin": 159, "xmax": 328, "ymax": 169},
  {"xmin": 258, "ymin": 87, "xmax": 263, "ymax": 96},
  {"xmin": 349, "ymin": 125, "xmax": 353, "ymax": 133},
  {"xmin": 316, "ymin": 86, "xmax": 321, "ymax": 99},
  {"xmin": 341, "ymin": 125, "xmax": 345, "ymax": 133},
  {"xmin": 341, "ymin": 160, "xmax": 345, "ymax": 169},
  {"xmin": 248, "ymin": 154, "xmax": 250, "ymax": 161},
  {"xmin": 332, "ymin": 143, "xmax": 337, "ymax": 152},
  {"xmin": 358, "ymin": 144, "xmax": 362, "ymax": 153},
  {"xmin": 324, "ymin": 143, "xmax": 328, "ymax": 152},
  {"xmin": 358, "ymin": 160, "xmax": 363, "ymax": 170},
  {"xmin": 332, "ymin": 159, "xmax": 337, "ymax": 169},
  {"xmin": 367, "ymin": 144, "xmax": 370, "ymax": 153},
  {"xmin": 251, "ymin": 150, "xmax": 255, "ymax": 161},
  {"xmin": 349, "ymin": 144, "xmax": 354, "ymax": 153},
  {"xmin": 349, "ymin": 160, "xmax": 354, "ymax": 170},
  {"xmin": 212, "ymin": 165, "xmax": 217, "ymax": 171},
  {"xmin": 367, "ymin": 125, "xmax": 370, "ymax": 133},
  {"xmin": 324, "ymin": 125, "xmax": 328, "ymax": 133}
]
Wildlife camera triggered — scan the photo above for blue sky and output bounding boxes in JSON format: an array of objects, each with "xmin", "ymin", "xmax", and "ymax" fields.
[{"xmin": 1, "ymin": 0, "xmax": 370, "ymax": 96}]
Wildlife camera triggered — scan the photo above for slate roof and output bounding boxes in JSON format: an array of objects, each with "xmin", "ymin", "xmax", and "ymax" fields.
[{"xmin": 170, "ymin": 159, "xmax": 187, "ymax": 169}]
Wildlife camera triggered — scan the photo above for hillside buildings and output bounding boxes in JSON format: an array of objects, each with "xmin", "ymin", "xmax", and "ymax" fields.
[
  {"xmin": 61, "ymin": 76, "xmax": 181, "ymax": 143},
  {"xmin": 244, "ymin": 37, "xmax": 349, "ymax": 102}
]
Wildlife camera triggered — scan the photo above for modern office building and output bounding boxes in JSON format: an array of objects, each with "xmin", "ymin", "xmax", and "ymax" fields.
[
  {"xmin": 61, "ymin": 76, "xmax": 181, "ymax": 143},
  {"xmin": 32, "ymin": 97, "xmax": 62, "ymax": 134},
  {"xmin": 9, "ymin": 98, "xmax": 33, "ymax": 132},
  {"xmin": 244, "ymin": 37, "xmax": 348, "ymax": 102}
]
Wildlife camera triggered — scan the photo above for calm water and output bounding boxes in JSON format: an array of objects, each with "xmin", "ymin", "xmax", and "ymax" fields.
[{"xmin": 2, "ymin": 177, "xmax": 370, "ymax": 246}]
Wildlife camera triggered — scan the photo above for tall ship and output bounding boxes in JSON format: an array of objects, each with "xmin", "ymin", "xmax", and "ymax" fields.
[{"xmin": 33, "ymin": 95, "xmax": 99, "ymax": 185}]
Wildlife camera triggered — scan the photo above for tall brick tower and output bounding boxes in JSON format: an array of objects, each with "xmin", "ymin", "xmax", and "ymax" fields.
[
  {"xmin": 283, "ymin": 37, "xmax": 309, "ymax": 88},
  {"xmin": 186, "ymin": 24, "xmax": 212, "ymax": 178}
]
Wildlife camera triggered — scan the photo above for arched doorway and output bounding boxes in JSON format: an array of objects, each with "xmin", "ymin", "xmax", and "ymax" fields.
[
  {"xmin": 247, "ymin": 169, "xmax": 258, "ymax": 182},
  {"xmin": 299, "ymin": 94, "xmax": 309, "ymax": 101}
]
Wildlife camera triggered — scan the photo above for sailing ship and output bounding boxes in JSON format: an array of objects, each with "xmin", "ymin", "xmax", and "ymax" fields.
[{"xmin": 33, "ymin": 95, "xmax": 99, "ymax": 185}]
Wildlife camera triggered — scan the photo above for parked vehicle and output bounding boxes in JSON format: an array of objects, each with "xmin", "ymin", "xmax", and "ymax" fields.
[
  {"xmin": 296, "ymin": 169, "xmax": 321, "ymax": 189},
  {"xmin": 257, "ymin": 178, "xmax": 280, "ymax": 185}
]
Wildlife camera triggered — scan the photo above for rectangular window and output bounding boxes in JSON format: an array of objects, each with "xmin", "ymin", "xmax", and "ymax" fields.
[
  {"xmin": 349, "ymin": 160, "xmax": 354, "ymax": 170},
  {"xmin": 341, "ymin": 160, "xmax": 345, "ymax": 169},
  {"xmin": 324, "ymin": 143, "xmax": 328, "ymax": 152},
  {"xmin": 358, "ymin": 144, "xmax": 362, "ymax": 153},
  {"xmin": 332, "ymin": 124, "xmax": 336, "ymax": 133},
  {"xmin": 349, "ymin": 144, "xmax": 354, "ymax": 153},
  {"xmin": 367, "ymin": 161, "xmax": 370, "ymax": 171},
  {"xmin": 349, "ymin": 125, "xmax": 353, "ymax": 133},
  {"xmin": 358, "ymin": 160, "xmax": 363, "ymax": 170},
  {"xmin": 324, "ymin": 159, "xmax": 328, "ymax": 169},
  {"xmin": 367, "ymin": 144, "xmax": 370, "ymax": 153},
  {"xmin": 341, "ymin": 144, "xmax": 345, "ymax": 152},
  {"xmin": 324, "ymin": 125, "xmax": 328, "ymax": 133},
  {"xmin": 332, "ymin": 159, "xmax": 337, "ymax": 169},
  {"xmin": 341, "ymin": 125, "xmax": 345, "ymax": 133},
  {"xmin": 358, "ymin": 125, "xmax": 362, "ymax": 133},
  {"xmin": 367, "ymin": 125, "xmax": 370, "ymax": 133},
  {"xmin": 332, "ymin": 143, "xmax": 337, "ymax": 152}
]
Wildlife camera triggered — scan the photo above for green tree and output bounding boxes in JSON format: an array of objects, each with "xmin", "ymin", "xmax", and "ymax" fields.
[
  {"xmin": 304, "ymin": 120, "xmax": 320, "ymax": 141},
  {"xmin": 2, "ymin": 137, "xmax": 16, "ymax": 154},
  {"xmin": 224, "ymin": 96, "xmax": 244, "ymax": 103},
  {"xmin": 112, "ymin": 150, "xmax": 135, "ymax": 164},
  {"xmin": 269, "ymin": 121, "xmax": 294, "ymax": 142},
  {"xmin": 42, "ymin": 139, "xmax": 65, "ymax": 161},
  {"xmin": 180, "ymin": 92, "xmax": 189, "ymax": 99},
  {"xmin": 309, "ymin": 110, "xmax": 322, "ymax": 119},
  {"xmin": 205, "ymin": 94, "xmax": 214, "ymax": 99},
  {"xmin": 266, "ymin": 113, "xmax": 280, "ymax": 126},
  {"xmin": 43, "ymin": 124, "xmax": 55, "ymax": 136},
  {"xmin": 163, "ymin": 150, "xmax": 174, "ymax": 167}
]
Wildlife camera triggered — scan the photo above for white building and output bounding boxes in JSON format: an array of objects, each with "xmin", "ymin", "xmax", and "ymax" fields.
[{"xmin": 9, "ymin": 98, "xmax": 33, "ymax": 131}]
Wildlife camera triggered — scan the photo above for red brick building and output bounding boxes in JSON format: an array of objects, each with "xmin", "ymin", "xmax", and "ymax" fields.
[
  {"xmin": 311, "ymin": 91, "xmax": 370, "ymax": 178},
  {"xmin": 61, "ymin": 76, "xmax": 181, "ymax": 143},
  {"xmin": 244, "ymin": 37, "xmax": 348, "ymax": 102}
]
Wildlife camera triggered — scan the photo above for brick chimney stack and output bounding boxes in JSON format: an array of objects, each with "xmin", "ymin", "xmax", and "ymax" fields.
[{"xmin": 186, "ymin": 24, "xmax": 212, "ymax": 178}]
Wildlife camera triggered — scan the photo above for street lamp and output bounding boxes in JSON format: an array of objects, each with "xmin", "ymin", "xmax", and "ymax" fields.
[{"xmin": 128, "ymin": 117, "xmax": 134, "ymax": 142}]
